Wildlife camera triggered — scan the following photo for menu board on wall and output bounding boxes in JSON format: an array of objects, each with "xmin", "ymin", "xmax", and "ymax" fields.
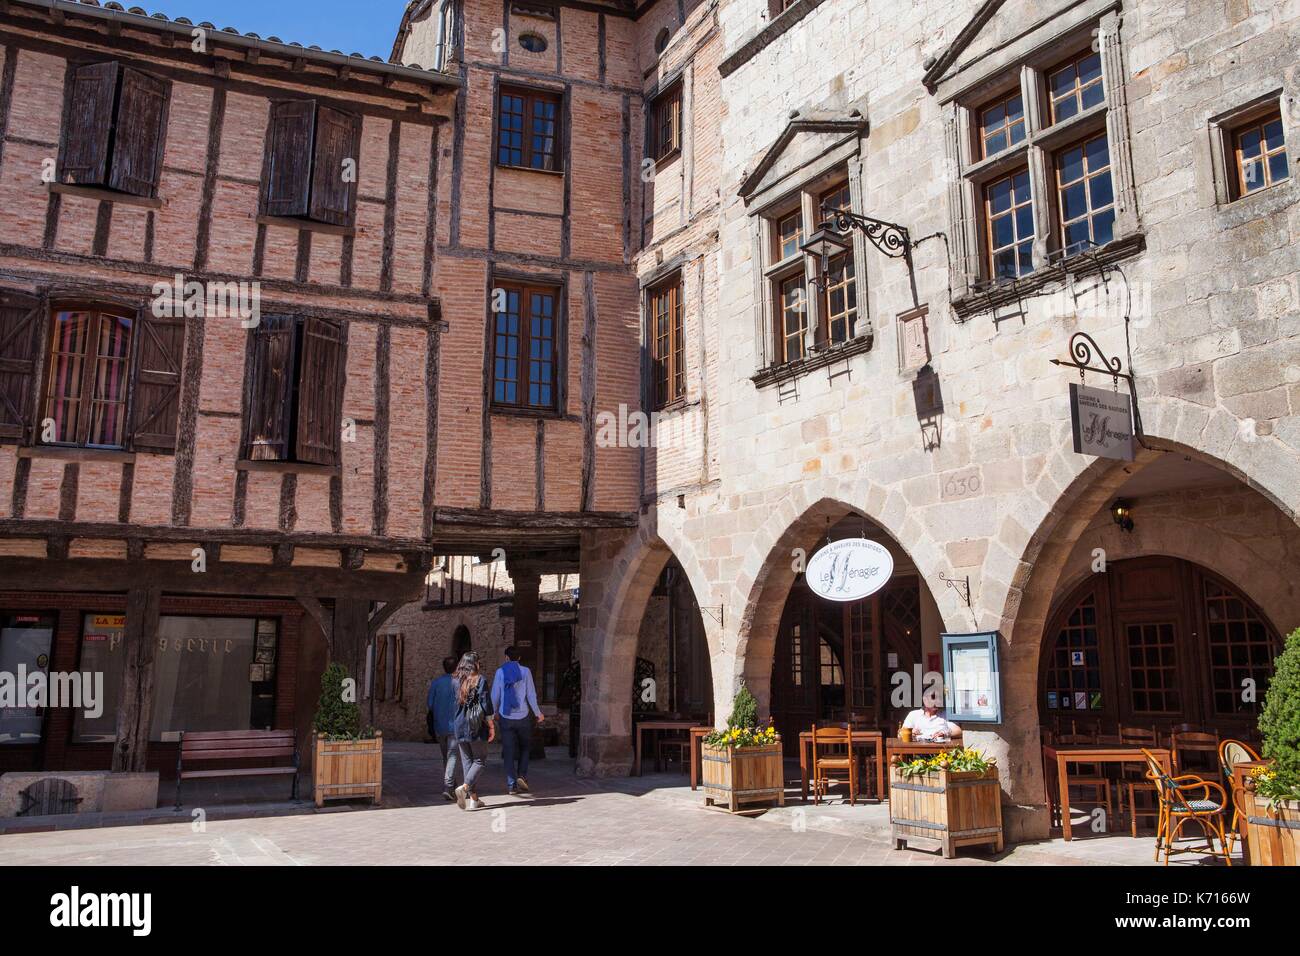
[{"xmin": 941, "ymin": 631, "xmax": 1002, "ymax": 723}]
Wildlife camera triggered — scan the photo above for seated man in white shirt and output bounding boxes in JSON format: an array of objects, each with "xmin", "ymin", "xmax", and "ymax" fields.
[{"xmin": 902, "ymin": 703, "xmax": 962, "ymax": 742}]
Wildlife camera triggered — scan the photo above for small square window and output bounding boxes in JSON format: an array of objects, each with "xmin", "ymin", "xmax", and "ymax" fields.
[
  {"xmin": 1233, "ymin": 111, "xmax": 1290, "ymax": 197},
  {"xmin": 979, "ymin": 92, "xmax": 1026, "ymax": 158},
  {"xmin": 1048, "ymin": 51, "xmax": 1104, "ymax": 125},
  {"xmin": 497, "ymin": 86, "xmax": 563, "ymax": 172},
  {"xmin": 775, "ymin": 210, "xmax": 803, "ymax": 262}
]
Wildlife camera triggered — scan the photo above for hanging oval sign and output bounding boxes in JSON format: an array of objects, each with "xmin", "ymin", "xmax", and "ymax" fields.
[{"xmin": 805, "ymin": 538, "xmax": 894, "ymax": 602}]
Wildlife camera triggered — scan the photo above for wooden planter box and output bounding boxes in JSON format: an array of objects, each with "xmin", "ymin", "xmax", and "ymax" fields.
[
  {"xmin": 890, "ymin": 765, "xmax": 1003, "ymax": 858},
  {"xmin": 701, "ymin": 742, "xmax": 784, "ymax": 812},
  {"xmin": 313, "ymin": 733, "xmax": 382, "ymax": 807},
  {"xmin": 1242, "ymin": 793, "xmax": 1299, "ymax": 866}
]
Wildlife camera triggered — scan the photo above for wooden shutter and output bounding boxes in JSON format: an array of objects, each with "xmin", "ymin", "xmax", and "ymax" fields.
[
  {"xmin": 108, "ymin": 69, "xmax": 171, "ymax": 198},
  {"xmin": 394, "ymin": 635, "xmax": 404, "ymax": 703},
  {"xmin": 263, "ymin": 100, "xmax": 315, "ymax": 218},
  {"xmin": 308, "ymin": 106, "xmax": 360, "ymax": 226},
  {"xmin": 244, "ymin": 315, "xmax": 297, "ymax": 461},
  {"xmin": 0, "ymin": 292, "xmax": 43, "ymax": 441},
  {"xmin": 375, "ymin": 635, "xmax": 387, "ymax": 701},
  {"xmin": 129, "ymin": 309, "xmax": 184, "ymax": 452},
  {"xmin": 61, "ymin": 62, "xmax": 120, "ymax": 186},
  {"xmin": 294, "ymin": 316, "xmax": 345, "ymax": 465}
]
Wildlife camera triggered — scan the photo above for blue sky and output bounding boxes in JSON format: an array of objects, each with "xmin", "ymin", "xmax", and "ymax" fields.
[{"xmin": 153, "ymin": 1, "xmax": 412, "ymax": 60}]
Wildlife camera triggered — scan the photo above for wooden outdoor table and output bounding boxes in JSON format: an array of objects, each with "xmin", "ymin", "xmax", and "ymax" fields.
[
  {"xmin": 689, "ymin": 726, "xmax": 711, "ymax": 790},
  {"xmin": 633, "ymin": 719, "xmax": 700, "ymax": 776},
  {"xmin": 800, "ymin": 730, "xmax": 885, "ymax": 803},
  {"xmin": 1042, "ymin": 744, "xmax": 1171, "ymax": 840}
]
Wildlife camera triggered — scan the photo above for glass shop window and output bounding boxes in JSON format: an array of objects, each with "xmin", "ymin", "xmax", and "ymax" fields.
[
  {"xmin": 0, "ymin": 612, "xmax": 57, "ymax": 745},
  {"xmin": 73, "ymin": 612, "xmax": 127, "ymax": 742},
  {"xmin": 149, "ymin": 617, "xmax": 279, "ymax": 741}
]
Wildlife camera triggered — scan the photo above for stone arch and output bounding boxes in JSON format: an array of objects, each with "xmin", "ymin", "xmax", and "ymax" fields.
[
  {"xmin": 576, "ymin": 520, "xmax": 716, "ymax": 775},
  {"xmin": 730, "ymin": 480, "xmax": 958, "ymax": 720},
  {"xmin": 990, "ymin": 407, "xmax": 1300, "ymax": 834}
]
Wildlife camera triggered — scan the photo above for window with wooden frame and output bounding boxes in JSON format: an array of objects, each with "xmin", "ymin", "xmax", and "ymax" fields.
[
  {"xmin": 985, "ymin": 169, "xmax": 1034, "ymax": 281},
  {"xmin": 1055, "ymin": 132, "xmax": 1115, "ymax": 256},
  {"xmin": 1046, "ymin": 49, "xmax": 1104, "ymax": 125},
  {"xmin": 818, "ymin": 181, "xmax": 856, "ymax": 344},
  {"xmin": 261, "ymin": 99, "xmax": 361, "ymax": 227},
  {"xmin": 497, "ymin": 86, "xmax": 563, "ymax": 172},
  {"xmin": 649, "ymin": 81, "xmax": 683, "ymax": 164},
  {"xmin": 60, "ymin": 61, "xmax": 171, "ymax": 198},
  {"xmin": 759, "ymin": 168, "xmax": 864, "ymax": 367},
  {"xmin": 491, "ymin": 282, "xmax": 559, "ymax": 411},
  {"xmin": 648, "ymin": 273, "xmax": 684, "ymax": 409},
  {"xmin": 1232, "ymin": 109, "xmax": 1290, "ymax": 197},
  {"xmin": 2, "ymin": 295, "xmax": 183, "ymax": 453},
  {"xmin": 243, "ymin": 315, "xmax": 347, "ymax": 466},
  {"xmin": 952, "ymin": 31, "xmax": 1130, "ymax": 291},
  {"xmin": 978, "ymin": 90, "xmax": 1025, "ymax": 159}
]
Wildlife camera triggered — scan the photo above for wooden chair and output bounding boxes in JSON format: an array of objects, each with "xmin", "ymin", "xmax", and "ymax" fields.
[
  {"xmin": 655, "ymin": 737, "xmax": 690, "ymax": 774},
  {"xmin": 1052, "ymin": 732, "xmax": 1112, "ymax": 829},
  {"xmin": 1141, "ymin": 748, "xmax": 1232, "ymax": 866},
  {"xmin": 1120, "ymin": 725, "xmax": 1159, "ymax": 836},
  {"xmin": 1218, "ymin": 738, "xmax": 1260, "ymax": 854},
  {"xmin": 1172, "ymin": 730, "xmax": 1220, "ymax": 776},
  {"xmin": 810, "ymin": 724, "xmax": 857, "ymax": 806}
]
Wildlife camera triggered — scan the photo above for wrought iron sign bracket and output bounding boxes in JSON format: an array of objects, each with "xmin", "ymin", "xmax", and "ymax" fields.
[
  {"xmin": 1049, "ymin": 331, "xmax": 1147, "ymax": 446},
  {"xmin": 699, "ymin": 605, "xmax": 725, "ymax": 627},
  {"xmin": 824, "ymin": 210, "xmax": 913, "ymax": 260},
  {"xmin": 938, "ymin": 571, "xmax": 971, "ymax": 609}
]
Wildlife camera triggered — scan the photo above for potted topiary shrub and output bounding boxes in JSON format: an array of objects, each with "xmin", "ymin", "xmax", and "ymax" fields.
[
  {"xmin": 1240, "ymin": 627, "xmax": 1300, "ymax": 865},
  {"xmin": 312, "ymin": 662, "xmax": 383, "ymax": 807},
  {"xmin": 700, "ymin": 685, "xmax": 783, "ymax": 812},
  {"xmin": 889, "ymin": 746, "xmax": 1003, "ymax": 858}
]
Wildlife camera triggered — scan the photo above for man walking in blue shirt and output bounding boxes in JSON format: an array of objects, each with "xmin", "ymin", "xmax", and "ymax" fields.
[
  {"xmin": 490, "ymin": 646, "xmax": 544, "ymax": 795},
  {"xmin": 427, "ymin": 656, "xmax": 461, "ymax": 801}
]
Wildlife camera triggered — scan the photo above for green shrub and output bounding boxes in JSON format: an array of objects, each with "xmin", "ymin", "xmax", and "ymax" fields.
[
  {"xmin": 1259, "ymin": 627, "xmax": 1300, "ymax": 785},
  {"xmin": 725, "ymin": 684, "xmax": 758, "ymax": 731},
  {"xmin": 313, "ymin": 662, "xmax": 361, "ymax": 739}
]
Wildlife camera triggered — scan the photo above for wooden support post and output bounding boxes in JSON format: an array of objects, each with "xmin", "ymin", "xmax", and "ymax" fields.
[
  {"xmin": 331, "ymin": 598, "xmax": 371, "ymax": 685},
  {"xmin": 112, "ymin": 586, "xmax": 162, "ymax": 773},
  {"xmin": 511, "ymin": 568, "xmax": 541, "ymax": 672}
]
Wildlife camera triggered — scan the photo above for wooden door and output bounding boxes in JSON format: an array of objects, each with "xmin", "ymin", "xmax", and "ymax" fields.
[
  {"xmin": 843, "ymin": 597, "xmax": 881, "ymax": 725},
  {"xmin": 771, "ymin": 587, "xmax": 818, "ymax": 744},
  {"xmin": 881, "ymin": 577, "xmax": 923, "ymax": 730}
]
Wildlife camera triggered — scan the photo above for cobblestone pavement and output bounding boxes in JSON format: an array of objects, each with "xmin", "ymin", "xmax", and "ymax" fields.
[{"xmin": 0, "ymin": 743, "xmax": 1235, "ymax": 866}]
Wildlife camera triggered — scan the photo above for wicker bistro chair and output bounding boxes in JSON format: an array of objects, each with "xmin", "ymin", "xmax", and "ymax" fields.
[
  {"xmin": 1217, "ymin": 738, "xmax": 1261, "ymax": 854},
  {"xmin": 1141, "ymin": 748, "xmax": 1232, "ymax": 866},
  {"xmin": 810, "ymin": 724, "xmax": 857, "ymax": 806}
]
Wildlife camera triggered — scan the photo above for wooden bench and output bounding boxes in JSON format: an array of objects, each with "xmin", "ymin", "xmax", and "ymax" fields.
[{"xmin": 175, "ymin": 730, "xmax": 299, "ymax": 809}]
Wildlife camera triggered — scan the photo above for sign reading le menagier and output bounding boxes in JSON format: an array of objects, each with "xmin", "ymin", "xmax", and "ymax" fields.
[
  {"xmin": 806, "ymin": 538, "xmax": 894, "ymax": 603},
  {"xmin": 1069, "ymin": 382, "xmax": 1135, "ymax": 462}
]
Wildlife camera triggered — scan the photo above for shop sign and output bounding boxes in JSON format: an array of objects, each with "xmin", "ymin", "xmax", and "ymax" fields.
[
  {"xmin": 805, "ymin": 538, "xmax": 894, "ymax": 603},
  {"xmin": 1069, "ymin": 383, "xmax": 1135, "ymax": 462}
]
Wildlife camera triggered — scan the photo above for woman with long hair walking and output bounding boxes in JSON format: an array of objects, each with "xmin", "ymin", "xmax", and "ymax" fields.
[{"xmin": 451, "ymin": 652, "xmax": 495, "ymax": 810}]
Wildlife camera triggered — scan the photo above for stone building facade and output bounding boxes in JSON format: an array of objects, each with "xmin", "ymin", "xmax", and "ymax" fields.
[{"xmin": 556, "ymin": 0, "xmax": 1300, "ymax": 843}]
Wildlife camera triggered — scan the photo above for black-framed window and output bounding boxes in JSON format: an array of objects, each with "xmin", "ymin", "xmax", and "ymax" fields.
[
  {"xmin": 497, "ymin": 86, "xmax": 562, "ymax": 172},
  {"xmin": 649, "ymin": 82, "xmax": 682, "ymax": 164},
  {"xmin": 491, "ymin": 282, "xmax": 559, "ymax": 410},
  {"xmin": 0, "ymin": 611, "xmax": 57, "ymax": 746}
]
